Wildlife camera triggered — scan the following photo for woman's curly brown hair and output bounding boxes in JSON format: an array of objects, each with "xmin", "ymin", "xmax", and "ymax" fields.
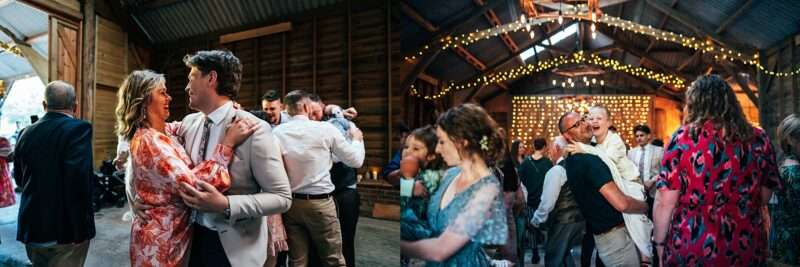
[
  {"xmin": 436, "ymin": 103, "xmax": 506, "ymax": 166},
  {"xmin": 683, "ymin": 74, "xmax": 753, "ymax": 142},
  {"xmin": 115, "ymin": 70, "xmax": 165, "ymax": 140}
]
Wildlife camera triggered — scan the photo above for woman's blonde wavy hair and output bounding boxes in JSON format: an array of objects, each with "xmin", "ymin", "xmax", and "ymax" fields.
[{"xmin": 115, "ymin": 70, "xmax": 166, "ymax": 140}]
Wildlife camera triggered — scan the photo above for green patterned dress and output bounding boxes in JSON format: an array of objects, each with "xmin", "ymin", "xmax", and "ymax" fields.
[{"xmin": 770, "ymin": 156, "xmax": 800, "ymax": 265}]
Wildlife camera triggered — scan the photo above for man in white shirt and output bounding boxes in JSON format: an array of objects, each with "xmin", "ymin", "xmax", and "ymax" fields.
[
  {"xmin": 530, "ymin": 136, "xmax": 585, "ymax": 267},
  {"xmin": 626, "ymin": 125, "xmax": 663, "ymax": 214},
  {"xmin": 273, "ymin": 90, "xmax": 365, "ymax": 267}
]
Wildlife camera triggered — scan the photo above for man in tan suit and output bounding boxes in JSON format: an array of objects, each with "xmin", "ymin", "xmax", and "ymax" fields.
[
  {"xmin": 135, "ymin": 50, "xmax": 292, "ymax": 267},
  {"xmin": 626, "ymin": 124, "xmax": 663, "ymax": 217}
]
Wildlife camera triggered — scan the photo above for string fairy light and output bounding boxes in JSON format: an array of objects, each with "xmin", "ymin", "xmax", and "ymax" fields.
[
  {"xmin": 410, "ymin": 52, "xmax": 685, "ymax": 99},
  {"xmin": 403, "ymin": 10, "xmax": 799, "ymax": 77},
  {"xmin": 0, "ymin": 42, "xmax": 22, "ymax": 57},
  {"xmin": 511, "ymin": 95, "xmax": 651, "ymax": 146}
]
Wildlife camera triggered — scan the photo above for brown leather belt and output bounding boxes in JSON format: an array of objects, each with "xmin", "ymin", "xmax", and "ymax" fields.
[{"xmin": 292, "ymin": 193, "xmax": 332, "ymax": 200}]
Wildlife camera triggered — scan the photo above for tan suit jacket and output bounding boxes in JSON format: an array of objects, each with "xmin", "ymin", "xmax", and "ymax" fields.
[{"xmin": 177, "ymin": 108, "xmax": 292, "ymax": 267}]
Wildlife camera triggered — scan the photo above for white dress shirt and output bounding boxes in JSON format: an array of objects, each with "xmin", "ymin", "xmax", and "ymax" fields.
[
  {"xmin": 186, "ymin": 101, "xmax": 234, "ymax": 229},
  {"xmin": 531, "ymin": 158, "xmax": 566, "ymax": 227},
  {"xmin": 273, "ymin": 115, "xmax": 365, "ymax": 194},
  {"xmin": 189, "ymin": 101, "xmax": 233, "ymax": 164}
]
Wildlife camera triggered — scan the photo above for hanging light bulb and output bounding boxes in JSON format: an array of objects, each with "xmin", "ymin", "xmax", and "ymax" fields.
[
  {"xmin": 591, "ymin": 11, "xmax": 597, "ymax": 22},
  {"xmin": 529, "ymin": 30, "xmax": 535, "ymax": 39},
  {"xmin": 591, "ymin": 23, "xmax": 596, "ymax": 32},
  {"xmin": 558, "ymin": 12, "xmax": 564, "ymax": 24},
  {"xmin": 520, "ymin": 14, "xmax": 527, "ymax": 24}
]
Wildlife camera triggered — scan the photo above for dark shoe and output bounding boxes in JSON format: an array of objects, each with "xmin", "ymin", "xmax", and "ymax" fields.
[{"xmin": 530, "ymin": 253, "xmax": 540, "ymax": 264}]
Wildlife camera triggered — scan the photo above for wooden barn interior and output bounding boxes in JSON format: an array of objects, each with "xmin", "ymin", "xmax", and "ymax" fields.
[
  {"xmin": 0, "ymin": 0, "xmax": 799, "ymax": 265},
  {"xmin": 400, "ymin": 0, "xmax": 800, "ymax": 150}
]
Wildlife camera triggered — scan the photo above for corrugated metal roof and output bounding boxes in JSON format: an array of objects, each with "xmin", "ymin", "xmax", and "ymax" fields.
[
  {"xmin": 0, "ymin": 1, "xmax": 48, "ymax": 80},
  {"xmin": 131, "ymin": 0, "xmax": 342, "ymax": 44}
]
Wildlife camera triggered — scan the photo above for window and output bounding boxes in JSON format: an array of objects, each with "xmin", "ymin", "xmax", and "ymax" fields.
[{"xmin": 519, "ymin": 23, "xmax": 579, "ymax": 62}]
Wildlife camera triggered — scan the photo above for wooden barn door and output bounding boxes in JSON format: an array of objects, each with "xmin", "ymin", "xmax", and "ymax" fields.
[{"xmin": 48, "ymin": 17, "xmax": 82, "ymax": 116}]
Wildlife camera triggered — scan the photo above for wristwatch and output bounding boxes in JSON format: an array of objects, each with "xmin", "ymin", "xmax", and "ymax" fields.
[
  {"xmin": 223, "ymin": 197, "xmax": 231, "ymax": 219},
  {"xmin": 223, "ymin": 207, "xmax": 231, "ymax": 219}
]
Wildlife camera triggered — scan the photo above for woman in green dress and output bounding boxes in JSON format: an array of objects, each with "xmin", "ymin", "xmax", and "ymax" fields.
[
  {"xmin": 771, "ymin": 114, "xmax": 800, "ymax": 266},
  {"xmin": 400, "ymin": 103, "xmax": 508, "ymax": 267}
]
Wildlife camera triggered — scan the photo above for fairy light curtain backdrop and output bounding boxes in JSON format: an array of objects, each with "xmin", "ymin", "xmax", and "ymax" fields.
[{"xmin": 511, "ymin": 95, "xmax": 652, "ymax": 146}]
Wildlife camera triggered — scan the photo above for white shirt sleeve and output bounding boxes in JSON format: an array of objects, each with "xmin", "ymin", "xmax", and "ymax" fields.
[
  {"xmin": 329, "ymin": 124, "xmax": 365, "ymax": 168},
  {"xmin": 531, "ymin": 165, "xmax": 567, "ymax": 227}
]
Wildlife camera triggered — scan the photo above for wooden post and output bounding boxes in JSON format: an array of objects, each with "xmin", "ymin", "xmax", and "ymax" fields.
[
  {"xmin": 255, "ymin": 37, "xmax": 261, "ymax": 107},
  {"xmin": 281, "ymin": 32, "xmax": 287, "ymax": 97},
  {"xmin": 386, "ymin": 0, "xmax": 393, "ymax": 160},
  {"xmin": 82, "ymin": 0, "xmax": 95, "ymax": 122},
  {"xmin": 347, "ymin": 0, "xmax": 353, "ymax": 107},
  {"xmin": 312, "ymin": 16, "xmax": 318, "ymax": 93}
]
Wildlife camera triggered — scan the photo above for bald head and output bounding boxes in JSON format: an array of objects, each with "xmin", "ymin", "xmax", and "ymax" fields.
[{"xmin": 44, "ymin": 81, "xmax": 76, "ymax": 111}]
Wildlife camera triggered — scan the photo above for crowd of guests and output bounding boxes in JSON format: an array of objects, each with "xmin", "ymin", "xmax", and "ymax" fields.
[
  {"xmin": 9, "ymin": 50, "xmax": 367, "ymax": 267},
  {"xmin": 398, "ymin": 74, "xmax": 799, "ymax": 267},
  {"xmin": 1, "ymin": 50, "xmax": 799, "ymax": 267}
]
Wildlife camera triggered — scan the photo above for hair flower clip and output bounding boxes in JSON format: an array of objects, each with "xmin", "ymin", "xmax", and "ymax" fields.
[{"xmin": 480, "ymin": 135, "xmax": 490, "ymax": 151}]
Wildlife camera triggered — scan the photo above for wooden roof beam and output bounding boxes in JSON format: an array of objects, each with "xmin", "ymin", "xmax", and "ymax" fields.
[
  {"xmin": 645, "ymin": 0, "xmax": 755, "ymax": 53},
  {"xmin": 401, "ymin": 0, "xmax": 506, "ymax": 94},
  {"xmin": 715, "ymin": 0, "xmax": 754, "ymax": 34},
  {"xmin": 475, "ymin": 0, "xmax": 519, "ymax": 53},
  {"xmin": 720, "ymin": 62, "xmax": 758, "ymax": 107},
  {"xmin": 400, "ymin": 2, "xmax": 437, "ymax": 32},
  {"xmin": 645, "ymin": 0, "xmax": 678, "ymax": 53},
  {"xmin": 608, "ymin": 27, "xmax": 694, "ymax": 82}
]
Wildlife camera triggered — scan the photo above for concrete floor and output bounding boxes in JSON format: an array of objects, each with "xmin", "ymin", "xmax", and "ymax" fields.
[{"xmin": 0, "ymin": 194, "xmax": 399, "ymax": 267}]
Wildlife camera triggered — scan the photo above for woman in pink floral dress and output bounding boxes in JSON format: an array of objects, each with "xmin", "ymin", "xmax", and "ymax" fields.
[
  {"xmin": 116, "ymin": 70, "xmax": 258, "ymax": 267},
  {"xmin": 0, "ymin": 136, "xmax": 15, "ymax": 208}
]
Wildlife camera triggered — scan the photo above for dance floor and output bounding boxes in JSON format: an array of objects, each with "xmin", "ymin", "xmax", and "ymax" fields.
[{"xmin": 0, "ymin": 194, "xmax": 399, "ymax": 267}]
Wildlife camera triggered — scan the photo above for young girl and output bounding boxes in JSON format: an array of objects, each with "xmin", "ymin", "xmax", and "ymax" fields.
[
  {"xmin": 587, "ymin": 106, "xmax": 640, "ymax": 182},
  {"xmin": 569, "ymin": 105, "xmax": 653, "ymax": 265},
  {"xmin": 399, "ymin": 125, "xmax": 445, "ymax": 239}
]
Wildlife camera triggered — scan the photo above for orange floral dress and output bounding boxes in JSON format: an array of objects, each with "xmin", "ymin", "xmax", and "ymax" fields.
[{"xmin": 129, "ymin": 127, "xmax": 232, "ymax": 267}]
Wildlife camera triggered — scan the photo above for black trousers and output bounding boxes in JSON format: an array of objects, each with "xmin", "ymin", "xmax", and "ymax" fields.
[
  {"xmin": 334, "ymin": 188, "xmax": 361, "ymax": 267},
  {"xmin": 188, "ymin": 223, "xmax": 231, "ymax": 267}
]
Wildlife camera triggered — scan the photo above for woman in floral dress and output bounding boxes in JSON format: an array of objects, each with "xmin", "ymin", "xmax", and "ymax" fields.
[
  {"xmin": 652, "ymin": 75, "xmax": 782, "ymax": 266},
  {"xmin": 116, "ymin": 70, "xmax": 258, "ymax": 267},
  {"xmin": 0, "ymin": 136, "xmax": 15, "ymax": 209}
]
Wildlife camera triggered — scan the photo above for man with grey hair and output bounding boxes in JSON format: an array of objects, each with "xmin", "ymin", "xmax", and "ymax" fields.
[
  {"xmin": 530, "ymin": 136, "xmax": 585, "ymax": 267},
  {"xmin": 14, "ymin": 81, "xmax": 95, "ymax": 266}
]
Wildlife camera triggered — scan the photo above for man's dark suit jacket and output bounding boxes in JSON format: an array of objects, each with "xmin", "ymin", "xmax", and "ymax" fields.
[{"xmin": 13, "ymin": 112, "xmax": 95, "ymax": 244}]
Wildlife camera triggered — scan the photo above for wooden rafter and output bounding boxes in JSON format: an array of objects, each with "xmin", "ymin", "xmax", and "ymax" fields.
[
  {"xmin": 645, "ymin": 0, "xmax": 754, "ymax": 53},
  {"xmin": 400, "ymin": 2, "xmax": 437, "ymax": 32},
  {"xmin": 401, "ymin": 0, "xmax": 506, "ymax": 95},
  {"xmin": 475, "ymin": 0, "xmax": 518, "ymax": 53},
  {"xmin": 720, "ymin": 62, "xmax": 758, "ymax": 107},
  {"xmin": 461, "ymin": 23, "xmax": 565, "ymax": 102},
  {"xmin": 677, "ymin": 50, "xmax": 700, "ymax": 72},
  {"xmin": 715, "ymin": 0, "xmax": 754, "ymax": 34},
  {"xmin": 645, "ymin": 0, "xmax": 679, "ymax": 53},
  {"xmin": 607, "ymin": 26, "xmax": 694, "ymax": 82}
]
